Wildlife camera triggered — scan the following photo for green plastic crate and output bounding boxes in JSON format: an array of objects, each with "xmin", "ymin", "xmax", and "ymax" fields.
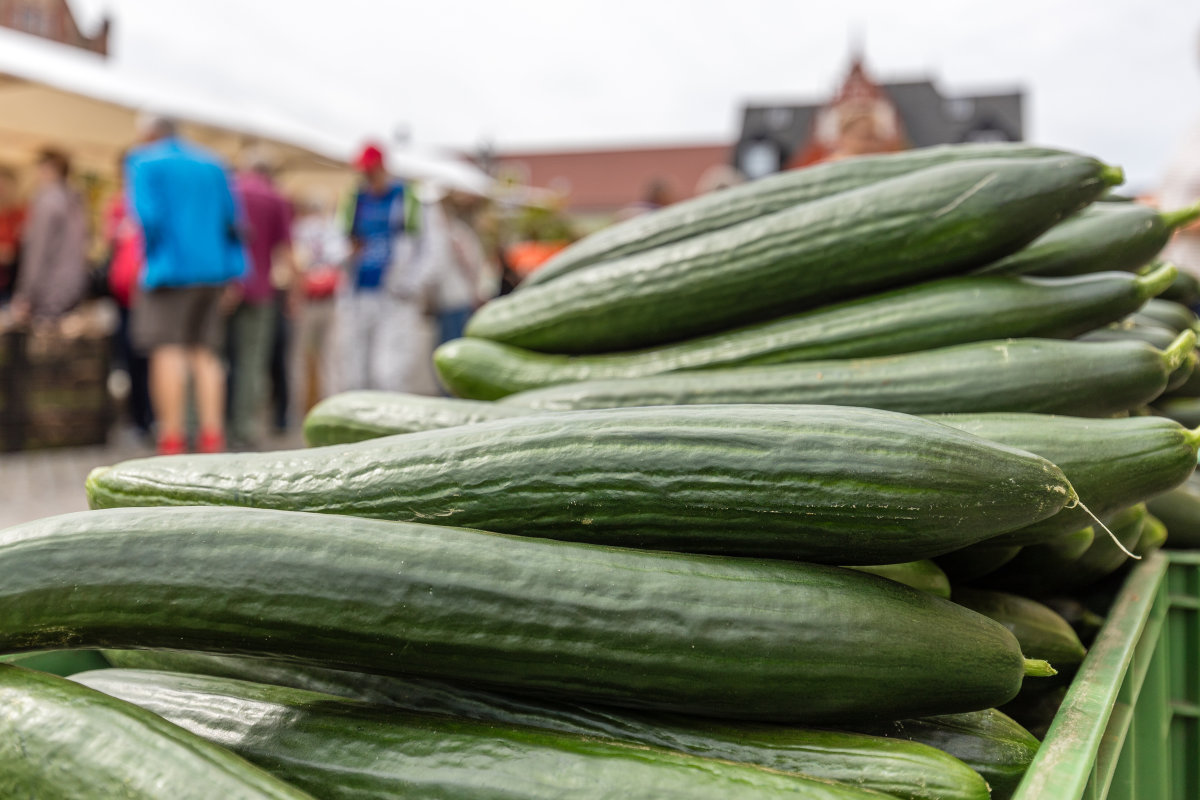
[{"xmin": 1014, "ymin": 550, "xmax": 1200, "ymax": 799}]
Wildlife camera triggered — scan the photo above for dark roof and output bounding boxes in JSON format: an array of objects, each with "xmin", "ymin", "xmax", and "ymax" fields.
[{"xmin": 735, "ymin": 79, "xmax": 1024, "ymax": 172}]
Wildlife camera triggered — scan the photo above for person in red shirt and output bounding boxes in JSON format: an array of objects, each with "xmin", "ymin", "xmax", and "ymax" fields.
[
  {"xmin": 0, "ymin": 165, "xmax": 26, "ymax": 303},
  {"xmin": 226, "ymin": 147, "xmax": 298, "ymax": 448}
]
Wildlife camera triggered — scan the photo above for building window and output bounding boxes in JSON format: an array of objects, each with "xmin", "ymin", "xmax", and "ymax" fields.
[
  {"xmin": 765, "ymin": 107, "xmax": 794, "ymax": 132},
  {"xmin": 739, "ymin": 139, "xmax": 783, "ymax": 180}
]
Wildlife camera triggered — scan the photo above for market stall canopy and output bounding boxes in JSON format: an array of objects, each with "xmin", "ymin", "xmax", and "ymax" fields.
[{"xmin": 0, "ymin": 27, "xmax": 495, "ymax": 196}]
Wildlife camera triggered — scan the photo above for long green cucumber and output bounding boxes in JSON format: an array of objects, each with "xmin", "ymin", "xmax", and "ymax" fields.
[
  {"xmin": 927, "ymin": 412, "xmax": 1199, "ymax": 545},
  {"xmin": 951, "ymin": 589, "xmax": 1087, "ymax": 669},
  {"xmin": 0, "ymin": 506, "xmax": 1048, "ymax": 723},
  {"xmin": 0, "ymin": 664, "xmax": 312, "ymax": 800},
  {"xmin": 843, "ymin": 710, "xmax": 1041, "ymax": 800},
  {"xmin": 1136, "ymin": 513, "xmax": 1168, "ymax": 555},
  {"xmin": 500, "ymin": 334, "xmax": 1196, "ymax": 418},
  {"xmin": 1158, "ymin": 264, "xmax": 1200, "ymax": 306},
  {"xmin": 524, "ymin": 142, "xmax": 1068, "ymax": 287},
  {"xmin": 1078, "ymin": 320, "xmax": 1180, "ymax": 349},
  {"xmin": 845, "ymin": 560, "xmax": 951, "ymax": 599},
  {"xmin": 976, "ymin": 201, "xmax": 1200, "ymax": 277},
  {"xmin": 980, "ymin": 505, "xmax": 1149, "ymax": 595},
  {"xmin": 87, "ymin": 660, "xmax": 983, "ymax": 800},
  {"xmin": 1134, "ymin": 297, "xmax": 1200, "ymax": 333},
  {"xmin": 1146, "ymin": 473, "xmax": 1200, "ymax": 548},
  {"xmin": 468, "ymin": 156, "xmax": 1120, "ymax": 353},
  {"xmin": 74, "ymin": 672, "xmax": 897, "ymax": 800},
  {"xmin": 935, "ymin": 543, "xmax": 1024, "ymax": 583},
  {"xmin": 1155, "ymin": 396, "xmax": 1200, "ymax": 428},
  {"xmin": 437, "ymin": 267, "xmax": 1176, "ymax": 400},
  {"xmin": 303, "ymin": 391, "xmax": 529, "ymax": 446},
  {"xmin": 86, "ymin": 405, "xmax": 1074, "ymax": 564}
]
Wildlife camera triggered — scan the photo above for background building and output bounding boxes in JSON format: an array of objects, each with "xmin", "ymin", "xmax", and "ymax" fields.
[
  {"xmin": 0, "ymin": 0, "xmax": 109, "ymax": 55},
  {"xmin": 734, "ymin": 55, "xmax": 1024, "ymax": 178}
]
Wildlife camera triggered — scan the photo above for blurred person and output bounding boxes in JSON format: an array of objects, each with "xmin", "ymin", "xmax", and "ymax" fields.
[
  {"xmin": 1159, "ymin": 29, "xmax": 1200, "ymax": 292},
  {"xmin": 426, "ymin": 187, "xmax": 498, "ymax": 346},
  {"xmin": 103, "ymin": 150, "xmax": 153, "ymax": 439},
  {"xmin": 288, "ymin": 193, "xmax": 347, "ymax": 420},
  {"xmin": 0, "ymin": 165, "xmax": 24, "ymax": 303},
  {"xmin": 126, "ymin": 114, "xmax": 246, "ymax": 456},
  {"xmin": 330, "ymin": 142, "xmax": 438, "ymax": 394},
  {"xmin": 10, "ymin": 148, "xmax": 87, "ymax": 323},
  {"xmin": 226, "ymin": 147, "xmax": 297, "ymax": 449}
]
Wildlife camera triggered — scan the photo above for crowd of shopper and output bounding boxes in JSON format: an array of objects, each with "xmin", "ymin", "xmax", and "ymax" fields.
[{"xmin": 1, "ymin": 122, "xmax": 501, "ymax": 456}]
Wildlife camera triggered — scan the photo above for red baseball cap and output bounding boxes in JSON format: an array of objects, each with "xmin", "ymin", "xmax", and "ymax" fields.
[{"xmin": 355, "ymin": 143, "xmax": 385, "ymax": 172}]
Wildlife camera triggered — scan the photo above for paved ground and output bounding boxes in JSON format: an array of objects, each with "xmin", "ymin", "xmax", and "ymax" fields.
[{"xmin": 0, "ymin": 426, "xmax": 305, "ymax": 529}]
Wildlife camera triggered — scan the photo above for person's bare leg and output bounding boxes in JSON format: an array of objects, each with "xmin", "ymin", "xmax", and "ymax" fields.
[
  {"xmin": 189, "ymin": 346, "xmax": 226, "ymax": 437},
  {"xmin": 149, "ymin": 345, "xmax": 188, "ymax": 442}
]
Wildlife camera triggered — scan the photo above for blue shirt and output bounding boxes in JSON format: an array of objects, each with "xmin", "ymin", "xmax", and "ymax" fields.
[
  {"xmin": 349, "ymin": 182, "xmax": 406, "ymax": 290},
  {"xmin": 126, "ymin": 137, "xmax": 246, "ymax": 289}
]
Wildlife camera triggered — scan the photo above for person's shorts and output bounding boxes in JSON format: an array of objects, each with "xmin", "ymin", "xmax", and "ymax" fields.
[{"xmin": 132, "ymin": 285, "xmax": 226, "ymax": 354}]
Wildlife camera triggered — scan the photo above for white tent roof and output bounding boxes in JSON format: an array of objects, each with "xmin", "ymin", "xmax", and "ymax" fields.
[{"xmin": 0, "ymin": 27, "xmax": 494, "ymax": 196}]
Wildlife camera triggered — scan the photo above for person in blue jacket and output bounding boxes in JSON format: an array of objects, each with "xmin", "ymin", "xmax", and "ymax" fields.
[{"xmin": 126, "ymin": 114, "xmax": 246, "ymax": 455}]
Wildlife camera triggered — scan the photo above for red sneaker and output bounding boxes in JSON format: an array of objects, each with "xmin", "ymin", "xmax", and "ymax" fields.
[
  {"xmin": 156, "ymin": 433, "xmax": 187, "ymax": 456},
  {"xmin": 196, "ymin": 430, "xmax": 226, "ymax": 454}
]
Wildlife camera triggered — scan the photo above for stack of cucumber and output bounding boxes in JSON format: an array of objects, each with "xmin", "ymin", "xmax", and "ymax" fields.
[{"xmin": 4, "ymin": 143, "xmax": 1200, "ymax": 799}]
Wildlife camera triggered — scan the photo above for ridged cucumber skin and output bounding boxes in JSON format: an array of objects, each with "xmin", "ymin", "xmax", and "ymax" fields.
[
  {"xmin": 0, "ymin": 506, "xmax": 1034, "ymax": 723},
  {"xmin": 845, "ymin": 561, "xmax": 951, "ymax": 599},
  {"xmin": 437, "ymin": 268, "xmax": 1175, "ymax": 400},
  {"xmin": 468, "ymin": 156, "xmax": 1118, "ymax": 353},
  {"xmin": 1146, "ymin": 474, "xmax": 1200, "ymax": 549},
  {"xmin": 843, "ymin": 710, "xmax": 1040, "ymax": 800},
  {"xmin": 976, "ymin": 202, "xmax": 1200, "ymax": 277},
  {"xmin": 85, "ymin": 405, "xmax": 1074, "ymax": 565},
  {"xmin": 951, "ymin": 589, "xmax": 1087, "ymax": 668},
  {"xmin": 980, "ymin": 505, "xmax": 1148, "ymax": 595},
  {"xmin": 302, "ymin": 391, "xmax": 528, "ymax": 446},
  {"xmin": 524, "ymin": 142, "xmax": 1067, "ymax": 287},
  {"xmin": 83, "ymin": 665, "xmax": 980, "ymax": 800},
  {"xmin": 929, "ymin": 413, "xmax": 1200, "ymax": 545},
  {"xmin": 0, "ymin": 664, "xmax": 312, "ymax": 800},
  {"xmin": 501, "ymin": 337, "xmax": 1185, "ymax": 419}
]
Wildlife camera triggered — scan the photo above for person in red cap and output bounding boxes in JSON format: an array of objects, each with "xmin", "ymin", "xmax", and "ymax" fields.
[{"xmin": 328, "ymin": 142, "xmax": 438, "ymax": 393}]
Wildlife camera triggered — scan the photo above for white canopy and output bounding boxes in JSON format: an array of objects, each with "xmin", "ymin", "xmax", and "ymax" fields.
[{"xmin": 0, "ymin": 28, "xmax": 494, "ymax": 196}]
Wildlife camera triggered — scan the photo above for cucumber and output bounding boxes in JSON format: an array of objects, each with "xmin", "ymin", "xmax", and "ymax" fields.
[
  {"xmin": 84, "ymin": 663, "xmax": 984, "ymax": 800},
  {"xmin": 86, "ymin": 405, "xmax": 1075, "ymax": 565},
  {"xmin": 935, "ymin": 543, "xmax": 1023, "ymax": 583},
  {"xmin": 524, "ymin": 142, "xmax": 1069, "ymax": 287},
  {"xmin": 501, "ymin": 334, "xmax": 1196, "ymax": 419},
  {"xmin": 303, "ymin": 391, "xmax": 528, "ymax": 446},
  {"xmin": 1134, "ymin": 298, "xmax": 1200, "ymax": 333},
  {"xmin": 930, "ymin": 412, "xmax": 1200, "ymax": 545},
  {"xmin": 1078, "ymin": 320, "xmax": 1180, "ymax": 349},
  {"xmin": 436, "ymin": 267, "xmax": 1176, "ymax": 400},
  {"xmin": 951, "ymin": 589, "xmax": 1087, "ymax": 668},
  {"xmin": 980, "ymin": 505, "xmax": 1149, "ymax": 595},
  {"xmin": 845, "ymin": 560, "xmax": 951, "ymax": 599},
  {"xmin": 1155, "ymin": 396, "xmax": 1200, "ymax": 428},
  {"xmin": 468, "ymin": 156, "xmax": 1120, "ymax": 353},
  {"xmin": 1158, "ymin": 264, "xmax": 1200, "ymax": 306},
  {"xmin": 1163, "ymin": 354, "xmax": 1200, "ymax": 397},
  {"xmin": 976, "ymin": 201, "xmax": 1200, "ymax": 277},
  {"xmin": 0, "ymin": 664, "xmax": 312, "ymax": 800},
  {"xmin": 1136, "ymin": 513, "xmax": 1168, "ymax": 555},
  {"xmin": 1146, "ymin": 474, "xmax": 1200, "ymax": 548},
  {"xmin": 0, "ymin": 506, "xmax": 1049, "ymax": 723},
  {"xmin": 844, "ymin": 709, "xmax": 1041, "ymax": 800}
]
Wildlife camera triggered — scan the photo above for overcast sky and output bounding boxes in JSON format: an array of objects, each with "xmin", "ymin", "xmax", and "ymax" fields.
[{"xmin": 70, "ymin": 0, "xmax": 1200, "ymax": 192}]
